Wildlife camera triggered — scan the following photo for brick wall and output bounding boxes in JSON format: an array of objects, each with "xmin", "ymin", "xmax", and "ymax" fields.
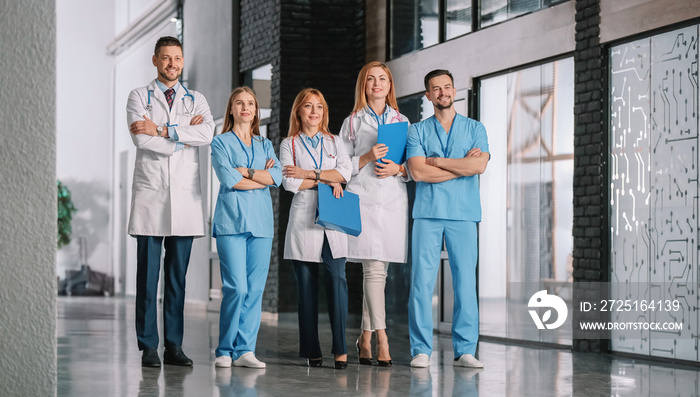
[
  {"xmin": 572, "ymin": 0, "xmax": 609, "ymax": 353},
  {"xmin": 239, "ymin": 0, "xmax": 365, "ymax": 314},
  {"xmin": 239, "ymin": 0, "xmax": 282, "ymax": 314}
]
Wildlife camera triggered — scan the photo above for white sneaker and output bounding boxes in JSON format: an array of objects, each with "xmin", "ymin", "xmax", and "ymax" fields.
[
  {"xmin": 215, "ymin": 355, "xmax": 232, "ymax": 368},
  {"xmin": 233, "ymin": 352, "xmax": 266, "ymax": 368},
  {"xmin": 410, "ymin": 353, "xmax": 430, "ymax": 368},
  {"xmin": 454, "ymin": 354, "xmax": 484, "ymax": 368}
]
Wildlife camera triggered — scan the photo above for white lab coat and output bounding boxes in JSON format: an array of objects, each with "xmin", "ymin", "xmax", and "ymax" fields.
[
  {"xmin": 280, "ymin": 134, "xmax": 353, "ymax": 262},
  {"xmin": 339, "ymin": 106, "xmax": 410, "ymax": 263},
  {"xmin": 126, "ymin": 79, "xmax": 215, "ymax": 237}
]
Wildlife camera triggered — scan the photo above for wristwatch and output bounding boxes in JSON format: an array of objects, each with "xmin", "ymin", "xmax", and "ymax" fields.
[
  {"xmin": 156, "ymin": 126, "xmax": 164, "ymax": 137},
  {"xmin": 314, "ymin": 168, "xmax": 321, "ymax": 181},
  {"xmin": 247, "ymin": 168, "xmax": 256, "ymax": 179}
]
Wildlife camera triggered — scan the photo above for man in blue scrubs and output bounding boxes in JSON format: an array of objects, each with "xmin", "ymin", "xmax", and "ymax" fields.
[{"xmin": 406, "ymin": 69, "xmax": 489, "ymax": 368}]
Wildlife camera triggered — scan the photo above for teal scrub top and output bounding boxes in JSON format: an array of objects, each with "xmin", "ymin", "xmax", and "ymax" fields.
[
  {"xmin": 406, "ymin": 114, "xmax": 489, "ymax": 222},
  {"xmin": 211, "ymin": 132, "xmax": 282, "ymax": 238}
]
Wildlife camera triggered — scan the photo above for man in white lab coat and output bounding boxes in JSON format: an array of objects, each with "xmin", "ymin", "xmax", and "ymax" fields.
[{"xmin": 127, "ymin": 36, "xmax": 215, "ymax": 367}]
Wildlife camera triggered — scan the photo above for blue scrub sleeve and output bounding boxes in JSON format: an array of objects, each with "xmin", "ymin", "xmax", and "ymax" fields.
[
  {"xmin": 264, "ymin": 139, "xmax": 283, "ymax": 187},
  {"xmin": 406, "ymin": 123, "xmax": 426, "ymax": 159},
  {"xmin": 473, "ymin": 122, "xmax": 489, "ymax": 154},
  {"xmin": 211, "ymin": 138, "xmax": 244, "ymax": 188}
]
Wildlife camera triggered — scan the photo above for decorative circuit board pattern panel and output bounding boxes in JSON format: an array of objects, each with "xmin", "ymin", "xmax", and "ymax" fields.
[{"xmin": 609, "ymin": 25, "xmax": 699, "ymax": 361}]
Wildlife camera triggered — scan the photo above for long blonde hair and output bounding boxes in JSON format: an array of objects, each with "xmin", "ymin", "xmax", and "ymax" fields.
[
  {"xmin": 351, "ymin": 61, "xmax": 399, "ymax": 114},
  {"xmin": 287, "ymin": 88, "xmax": 332, "ymax": 137},
  {"xmin": 222, "ymin": 86, "xmax": 261, "ymax": 136}
]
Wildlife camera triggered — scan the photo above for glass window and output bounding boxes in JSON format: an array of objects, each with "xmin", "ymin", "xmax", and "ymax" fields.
[
  {"xmin": 389, "ymin": 1, "xmax": 570, "ymax": 59},
  {"xmin": 397, "ymin": 92, "xmax": 433, "ymax": 123},
  {"xmin": 390, "ymin": 0, "xmax": 439, "ymax": 59},
  {"xmin": 479, "ymin": 58, "xmax": 574, "ymax": 344},
  {"xmin": 480, "ymin": 0, "xmax": 508, "ymax": 27},
  {"xmin": 480, "ymin": 0, "xmax": 567, "ymax": 28},
  {"xmin": 446, "ymin": 0, "xmax": 472, "ymax": 40},
  {"xmin": 609, "ymin": 25, "xmax": 699, "ymax": 361}
]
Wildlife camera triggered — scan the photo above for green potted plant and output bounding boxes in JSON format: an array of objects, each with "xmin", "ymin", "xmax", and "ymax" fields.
[{"xmin": 57, "ymin": 180, "xmax": 77, "ymax": 249}]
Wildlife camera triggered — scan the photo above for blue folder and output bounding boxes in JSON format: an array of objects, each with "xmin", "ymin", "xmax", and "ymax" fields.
[
  {"xmin": 377, "ymin": 121, "xmax": 409, "ymax": 165},
  {"xmin": 315, "ymin": 183, "xmax": 362, "ymax": 237}
]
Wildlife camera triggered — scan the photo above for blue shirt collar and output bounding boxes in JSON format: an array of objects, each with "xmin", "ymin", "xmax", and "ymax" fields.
[
  {"xmin": 155, "ymin": 79, "xmax": 181, "ymax": 94},
  {"xmin": 304, "ymin": 132, "xmax": 322, "ymax": 148}
]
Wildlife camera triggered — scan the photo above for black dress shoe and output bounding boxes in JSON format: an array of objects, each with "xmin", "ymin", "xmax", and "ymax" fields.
[
  {"xmin": 163, "ymin": 348, "xmax": 193, "ymax": 366},
  {"xmin": 377, "ymin": 359, "xmax": 393, "ymax": 367},
  {"xmin": 334, "ymin": 360, "xmax": 348, "ymax": 370},
  {"xmin": 141, "ymin": 349, "xmax": 161, "ymax": 367},
  {"xmin": 308, "ymin": 358, "xmax": 323, "ymax": 367},
  {"xmin": 356, "ymin": 340, "xmax": 373, "ymax": 365}
]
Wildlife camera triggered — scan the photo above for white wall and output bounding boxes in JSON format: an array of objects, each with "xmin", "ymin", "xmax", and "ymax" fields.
[
  {"xmin": 56, "ymin": 0, "xmax": 116, "ymax": 283},
  {"xmin": 0, "ymin": 0, "xmax": 57, "ymax": 395}
]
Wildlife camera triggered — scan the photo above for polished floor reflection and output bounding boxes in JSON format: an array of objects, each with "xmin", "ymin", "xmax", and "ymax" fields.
[{"xmin": 57, "ymin": 297, "xmax": 700, "ymax": 396}]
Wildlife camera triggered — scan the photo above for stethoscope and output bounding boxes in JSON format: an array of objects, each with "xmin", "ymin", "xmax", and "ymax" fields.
[
  {"xmin": 348, "ymin": 106, "xmax": 402, "ymax": 141},
  {"xmin": 295, "ymin": 134, "xmax": 338, "ymax": 165},
  {"xmin": 145, "ymin": 85, "xmax": 195, "ymax": 114}
]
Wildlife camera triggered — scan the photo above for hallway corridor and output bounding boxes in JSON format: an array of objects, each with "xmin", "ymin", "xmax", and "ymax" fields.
[{"xmin": 57, "ymin": 297, "xmax": 699, "ymax": 396}]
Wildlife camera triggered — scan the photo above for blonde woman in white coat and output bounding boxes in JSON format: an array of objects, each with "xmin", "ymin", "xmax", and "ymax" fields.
[
  {"xmin": 339, "ymin": 61, "xmax": 410, "ymax": 367},
  {"xmin": 280, "ymin": 88, "xmax": 353, "ymax": 369}
]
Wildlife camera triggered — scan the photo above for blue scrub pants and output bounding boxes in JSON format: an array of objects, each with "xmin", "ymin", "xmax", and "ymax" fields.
[
  {"xmin": 135, "ymin": 235, "xmax": 193, "ymax": 351},
  {"xmin": 215, "ymin": 233, "xmax": 272, "ymax": 359},
  {"xmin": 292, "ymin": 235, "xmax": 348, "ymax": 358},
  {"xmin": 408, "ymin": 219, "xmax": 479, "ymax": 358}
]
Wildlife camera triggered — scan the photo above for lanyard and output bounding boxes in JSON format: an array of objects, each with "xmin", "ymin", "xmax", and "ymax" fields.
[
  {"xmin": 299, "ymin": 135, "xmax": 323, "ymax": 170},
  {"xmin": 232, "ymin": 132, "xmax": 254, "ymax": 168},
  {"xmin": 434, "ymin": 116, "xmax": 455, "ymax": 157},
  {"xmin": 368, "ymin": 106, "xmax": 388, "ymax": 126}
]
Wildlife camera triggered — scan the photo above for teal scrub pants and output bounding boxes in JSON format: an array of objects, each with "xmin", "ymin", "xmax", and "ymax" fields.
[
  {"xmin": 409, "ymin": 219, "xmax": 479, "ymax": 358},
  {"xmin": 215, "ymin": 233, "xmax": 272, "ymax": 359}
]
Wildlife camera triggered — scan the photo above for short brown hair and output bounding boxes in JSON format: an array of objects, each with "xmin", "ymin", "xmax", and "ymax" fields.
[
  {"xmin": 424, "ymin": 69, "xmax": 454, "ymax": 91},
  {"xmin": 154, "ymin": 36, "xmax": 182, "ymax": 56}
]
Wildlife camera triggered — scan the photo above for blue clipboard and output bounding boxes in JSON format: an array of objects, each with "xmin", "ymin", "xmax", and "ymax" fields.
[
  {"xmin": 315, "ymin": 183, "xmax": 362, "ymax": 237},
  {"xmin": 377, "ymin": 121, "xmax": 409, "ymax": 165}
]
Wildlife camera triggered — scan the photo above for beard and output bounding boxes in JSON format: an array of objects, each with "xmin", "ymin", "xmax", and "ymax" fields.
[
  {"xmin": 159, "ymin": 69, "xmax": 181, "ymax": 82},
  {"xmin": 435, "ymin": 96, "xmax": 454, "ymax": 110}
]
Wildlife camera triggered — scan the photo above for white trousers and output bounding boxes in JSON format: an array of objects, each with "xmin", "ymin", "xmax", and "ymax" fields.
[{"xmin": 360, "ymin": 260, "xmax": 390, "ymax": 331}]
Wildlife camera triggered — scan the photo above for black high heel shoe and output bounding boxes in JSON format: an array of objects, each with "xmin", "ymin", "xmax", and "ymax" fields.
[
  {"xmin": 334, "ymin": 360, "xmax": 348, "ymax": 369},
  {"xmin": 308, "ymin": 358, "xmax": 323, "ymax": 367},
  {"xmin": 377, "ymin": 339, "xmax": 392, "ymax": 367},
  {"xmin": 356, "ymin": 339, "xmax": 373, "ymax": 365}
]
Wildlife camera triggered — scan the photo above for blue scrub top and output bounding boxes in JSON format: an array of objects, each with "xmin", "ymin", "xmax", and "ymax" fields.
[
  {"xmin": 211, "ymin": 132, "xmax": 282, "ymax": 238},
  {"xmin": 406, "ymin": 114, "xmax": 489, "ymax": 222}
]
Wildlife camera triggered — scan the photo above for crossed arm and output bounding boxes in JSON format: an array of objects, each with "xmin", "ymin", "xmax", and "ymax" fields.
[
  {"xmin": 232, "ymin": 159, "xmax": 277, "ymax": 190},
  {"xmin": 408, "ymin": 148, "xmax": 489, "ymax": 183},
  {"xmin": 282, "ymin": 166, "xmax": 346, "ymax": 197}
]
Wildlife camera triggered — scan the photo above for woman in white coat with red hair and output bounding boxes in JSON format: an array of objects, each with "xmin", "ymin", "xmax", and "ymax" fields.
[
  {"xmin": 339, "ymin": 61, "xmax": 410, "ymax": 367},
  {"xmin": 280, "ymin": 88, "xmax": 353, "ymax": 369}
]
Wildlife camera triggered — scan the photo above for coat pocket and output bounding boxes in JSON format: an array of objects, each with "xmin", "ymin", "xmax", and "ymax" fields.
[
  {"xmin": 180, "ymin": 161, "xmax": 201, "ymax": 190},
  {"xmin": 133, "ymin": 160, "xmax": 161, "ymax": 191}
]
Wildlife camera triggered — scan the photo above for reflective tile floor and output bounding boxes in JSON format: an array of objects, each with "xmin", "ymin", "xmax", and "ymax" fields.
[{"xmin": 58, "ymin": 297, "xmax": 700, "ymax": 396}]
